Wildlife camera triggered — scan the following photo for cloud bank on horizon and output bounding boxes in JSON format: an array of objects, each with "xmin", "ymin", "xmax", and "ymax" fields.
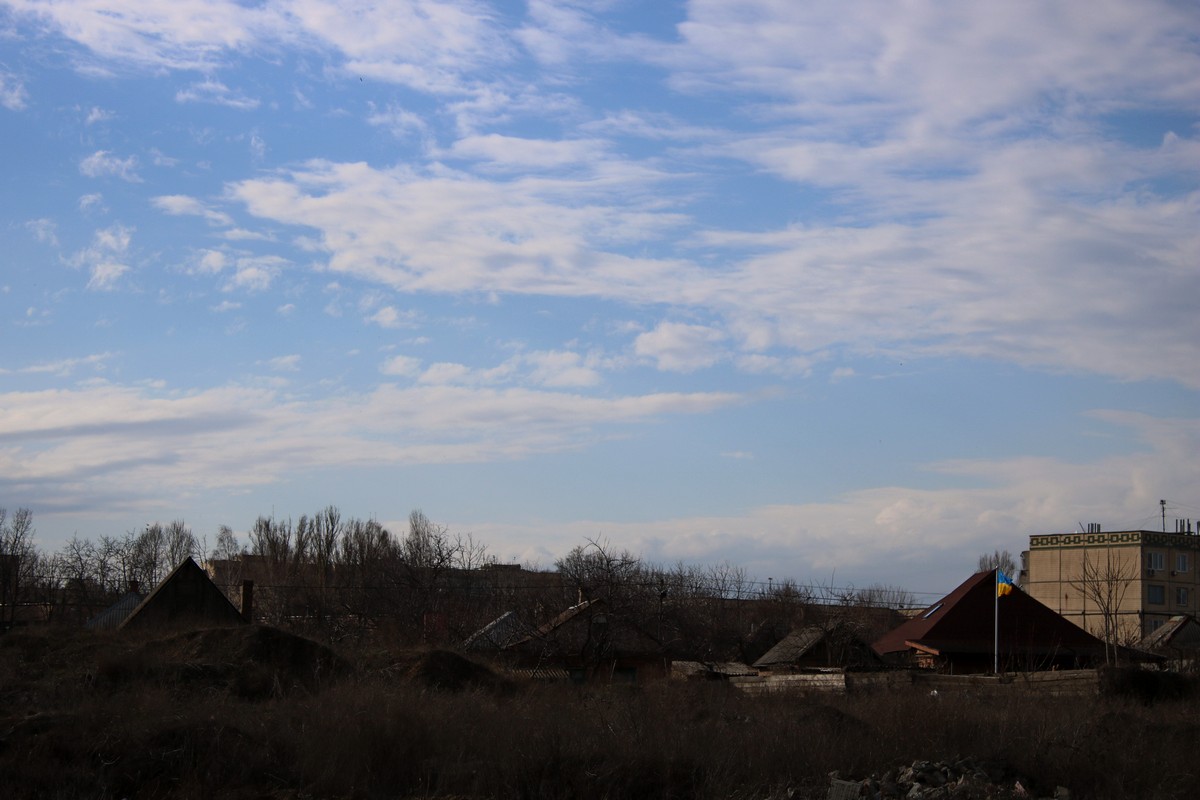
[{"xmin": 1, "ymin": 0, "xmax": 1197, "ymax": 595}]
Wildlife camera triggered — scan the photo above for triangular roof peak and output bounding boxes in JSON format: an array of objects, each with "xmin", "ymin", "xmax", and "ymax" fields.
[{"xmin": 119, "ymin": 557, "xmax": 245, "ymax": 631}]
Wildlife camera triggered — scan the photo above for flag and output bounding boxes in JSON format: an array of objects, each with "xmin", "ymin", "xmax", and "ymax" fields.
[{"xmin": 997, "ymin": 569, "xmax": 1015, "ymax": 597}]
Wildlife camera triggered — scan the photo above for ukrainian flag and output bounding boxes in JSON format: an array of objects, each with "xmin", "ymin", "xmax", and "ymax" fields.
[{"xmin": 997, "ymin": 569, "xmax": 1015, "ymax": 597}]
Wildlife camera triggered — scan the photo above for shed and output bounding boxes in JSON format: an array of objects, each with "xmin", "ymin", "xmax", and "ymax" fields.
[
  {"xmin": 1139, "ymin": 614, "xmax": 1200, "ymax": 668},
  {"xmin": 753, "ymin": 622, "xmax": 884, "ymax": 672}
]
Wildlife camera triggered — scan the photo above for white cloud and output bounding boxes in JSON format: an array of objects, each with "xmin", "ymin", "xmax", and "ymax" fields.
[
  {"xmin": 6, "ymin": 352, "xmax": 114, "ymax": 378},
  {"xmin": 525, "ymin": 350, "xmax": 602, "ymax": 388},
  {"xmin": 7, "ymin": 0, "xmax": 513, "ymax": 98},
  {"xmin": 229, "ymin": 159, "xmax": 697, "ymax": 301},
  {"xmin": 79, "ymin": 150, "xmax": 141, "ymax": 182},
  {"xmin": 6, "ymin": 0, "xmax": 269, "ymax": 71},
  {"xmin": 175, "ymin": 79, "xmax": 260, "ymax": 109},
  {"xmin": 0, "ymin": 379, "xmax": 742, "ymax": 515},
  {"xmin": 634, "ymin": 322, "xmax": 726, "ymax": 372},
  {"xmin": 380, "ymin": 355, "xmax": 421, "ymax": 377},
  {"xmin": 78, "ymin": 193, "xmax": 105, "ymax": 212},
  {"xmin": 463, "ymin": 411, "xmax": 1200, "ymax": 592},
  {"xmin": 84, "ymin": 106, "xmax": 113, "ymax": 125},
  {"xmin": 367, "ymin": 306, "xmax": 419, "ymax": 329},
  {"xmin": 25, "ymin": 218, "xmax": 58, "ymax": 247},
  {"xmin": 224, "ymin": 255, "xmax": 287, "ymax": 292},
  {"xmin": 68, "ymin": 224, "xmax": 134, "ymax": 290},
  {"xmin": 1, "ymin": 71, "xmax": 29, "ymax": 110},
  {"xmin": 267, "ymin": 354, "xmax": 301, "ymax": 372},
  {"xmin": 445, "ymin": 134, "xmax": 607, "ymax": 170},
  {"xmin": 195, "ymin": 249, "xmax": 228, "ymax": 274},
  {"xmin": 153, "ymin": 194, "xmax": 234, "ymax": 226},
  {"xmin": 87, "ymin": 262, "xmax": 129, "ymax": 290}
]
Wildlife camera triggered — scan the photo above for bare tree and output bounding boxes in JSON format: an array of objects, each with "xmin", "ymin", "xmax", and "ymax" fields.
[
  {"xmin": 0, "ymin": 508, "xmax": 37, "ymax": 625},
  {"xmin": 211, "ymin": 525, "xmax": 241, "ymax": 562},
  {"xmin": 1070, "ymin": 549, "xmax": 1137, "ymax": 665},
  {"xmin": 978, "ymin": 549, "xmax": 1018, "ymax": 581},
  {"xmin": 163, "ymin": 520, "xmax": 198, "ymax": 570}
]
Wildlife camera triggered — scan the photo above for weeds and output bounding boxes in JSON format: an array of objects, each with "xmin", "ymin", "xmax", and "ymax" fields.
[{"xmin": 2, "ymin": 627, "xmax": 1199, "ymax": 799}]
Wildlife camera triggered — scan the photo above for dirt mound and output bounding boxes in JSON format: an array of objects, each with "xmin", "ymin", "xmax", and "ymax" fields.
[{"xmin": 392, "ymin": 649, "xmax": 512, "ymax": 693}]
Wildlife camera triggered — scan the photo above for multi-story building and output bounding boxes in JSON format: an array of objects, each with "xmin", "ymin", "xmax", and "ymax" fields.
[{"xmin": 1023, "ymin": 521, "xmax": 1199, "ymax": 642}]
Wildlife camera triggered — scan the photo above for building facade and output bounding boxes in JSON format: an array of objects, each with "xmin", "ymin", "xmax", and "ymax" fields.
[{"xmin": 1023, "ymin": 525, "xmax": 1199, "ymax": 642}]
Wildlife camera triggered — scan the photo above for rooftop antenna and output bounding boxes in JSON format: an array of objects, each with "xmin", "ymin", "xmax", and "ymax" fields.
[{"xmin": 1161, "ymin": 499, "xmax": 1167, "ymax": 532}]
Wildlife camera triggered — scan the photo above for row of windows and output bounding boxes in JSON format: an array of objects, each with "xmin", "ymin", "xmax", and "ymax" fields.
[
  {"xmin": 1147, "ymin": 584, "xmax": 1190, "ymax": 607},
  {"xmin": 1146, "ymin": 552, "xmax": 1189, "ymax": 572}
]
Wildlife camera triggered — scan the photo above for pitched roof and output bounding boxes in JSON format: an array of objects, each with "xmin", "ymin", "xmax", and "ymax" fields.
[
  {"xmin": 873, "ymin": 569, "xmax": 1106, "ymax": 659},
  {"xmin": 119, "ymin": 557, "xmax": 245, "ymax": 631},
  {"xmin": 84, "ymin": 590, "xmax": 145, "ymax": 631},
  {"xmin": 1140, "ymin": 614, "xmax": 1200, "ymax": 652},
  {"xmin": 463, "ymin": 610, "xmax": 537, "ymax": 651},
  {"xmin": 753, "ymin": 622, "xmax": 884, "ymax": 669},
  {"xmin": 753, "ymin": 626, "xmax": 828, "ymax": 667}
]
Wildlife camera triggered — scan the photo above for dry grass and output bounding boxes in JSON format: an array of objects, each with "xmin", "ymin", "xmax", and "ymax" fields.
[{"xmin": 1, "ymin": 626, "xmax": 1199, "ymax": 799}]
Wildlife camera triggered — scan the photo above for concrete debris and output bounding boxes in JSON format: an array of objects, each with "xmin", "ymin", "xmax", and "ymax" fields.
[{"xmin": 826, "ymin": 758, "xmax": 1069, "ymax": 800}]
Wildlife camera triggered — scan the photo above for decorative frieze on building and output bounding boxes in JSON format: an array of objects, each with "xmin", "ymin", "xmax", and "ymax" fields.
[{"xmin": 1029, "ymin": 531, "xmax": 1200, "ymax": 550}]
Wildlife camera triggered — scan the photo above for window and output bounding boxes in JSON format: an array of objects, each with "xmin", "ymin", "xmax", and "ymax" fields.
[
  {"xmin": 1147, "ymin": 552, "xmax": 1165, "ymax": 571},
  {"xmin": 1177, "ymin": 587, "xmax": 1189, "ymax": 607},
  {"xmin": 1148, "ymin": 584, "xmax": 1165, "ymax": 605},
  {"xmin": 1177, "ymin": 553, "xmax": 1190, "ymax": 574}
]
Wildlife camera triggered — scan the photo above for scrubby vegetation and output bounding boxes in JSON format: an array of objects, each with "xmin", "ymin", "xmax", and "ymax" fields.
[{"xmin": 2, "ymin": 625, "xmax": 1199, "ymax": 799}]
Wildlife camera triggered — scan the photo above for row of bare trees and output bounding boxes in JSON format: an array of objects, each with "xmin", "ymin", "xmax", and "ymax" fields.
[
  {"xmin": 3, "ymin": 505, "xmax": 919, "ymax": 659},
  {"xmin": 550, "ymin": 539, "xmax": 917, "ymax": 664}
]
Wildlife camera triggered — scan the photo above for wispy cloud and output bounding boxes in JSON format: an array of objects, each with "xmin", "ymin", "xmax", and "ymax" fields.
[
  {"xmin": 0, "ymin": 352, "xmax": 114, "ymax": 378},
  {"xmin": 175, "ymin": 79, "xmax": 260, "ymax": 109},
  {"xmin": 0, "ymin": 70, "xmax": 28, "ymax": 110},
  {"xmin": 0, "ymin": 379, "xmax": 743, "ymax": 511},
  {"xmin": 79, "ymin": 150, "xmax": 141, "ymax": 182},
  {"xmin": 153, "ymin": 194, "xmax": 234, "ymax": 226},
  {"xmin": 68, "ymin": 224, "xmax": 134, "ymax": 290}
]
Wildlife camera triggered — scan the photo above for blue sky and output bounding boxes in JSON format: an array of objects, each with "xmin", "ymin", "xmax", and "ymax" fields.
[{"xmin": 2, "ymin": 0, "xmax": 1198, "ymax": 598}]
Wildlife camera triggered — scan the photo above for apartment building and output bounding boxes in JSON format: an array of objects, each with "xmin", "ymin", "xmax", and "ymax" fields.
[{"xmin": 1023, "ymin": 521, "xmax": 1199, "ymax": 642}]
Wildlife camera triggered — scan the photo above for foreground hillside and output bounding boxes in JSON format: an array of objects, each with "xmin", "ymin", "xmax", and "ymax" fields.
[{"xmin": 1, "ymin": 625, "xmax": 1198, "ymax": 799}]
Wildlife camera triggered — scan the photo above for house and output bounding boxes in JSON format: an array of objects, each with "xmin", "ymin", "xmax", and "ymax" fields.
[
  {"xmin": 120, "ymin": 558, "xmax": 246, "ymax": 631},
  {"xmin": 873, "ymin": 569, "xmax": 1109, "ymax": 673},
  {"xmin": 84, "ymin": 582, "xmax": 145, "ymax": 631},
  {"xmin": 463, "ymin": 610, "xmax": 536, "ymax": 651},
  {"xmin": 753, "ymin": 622, "xmax": 884, "ymax": 672},
  {"xmin": 1023, "ymin": 521, "xmax": 1200, "ymax": 640},
  {"xmin": 467, "ymin": 598, "xmax": 668, "ymax": 684},
  {"xmin": 1138, "ymin": 614, "xmax": 1200, "ymax": 670}
]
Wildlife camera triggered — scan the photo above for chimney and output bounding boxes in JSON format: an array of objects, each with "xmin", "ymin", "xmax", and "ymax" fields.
[
  {"xmin": 241, "ymin": 579, "xmax": 254, "ymax": 623},
  {"xmin": 128, "ymin": 579, "xmax": 140, "ymax": 595}
]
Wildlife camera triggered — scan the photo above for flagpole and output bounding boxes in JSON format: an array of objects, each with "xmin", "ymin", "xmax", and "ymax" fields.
[{"xmin": 993, "ymin": 567, "xmax": 999, "ymax": 675}]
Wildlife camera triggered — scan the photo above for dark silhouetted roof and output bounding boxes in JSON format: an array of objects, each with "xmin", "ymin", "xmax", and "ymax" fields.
[
  {"xmin": 1140, "ymin": 614, "xmax": 1200, "ymax": 652},
  {"xmin": 120, "ymin": 557, "xmax": 245, "ymax": 631},
  {"xmin": 84, "ymin": 590, "xmax": 145, "ymax": 631}
]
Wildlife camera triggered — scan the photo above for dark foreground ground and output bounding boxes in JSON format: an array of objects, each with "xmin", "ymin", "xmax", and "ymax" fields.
[{"xmin": 1, "ymin": 625, "xmax": 1198, "ymax": 799}]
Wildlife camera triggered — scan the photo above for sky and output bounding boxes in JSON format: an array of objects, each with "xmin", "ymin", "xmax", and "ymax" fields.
[{"xmin": 1, "ymin": 0, "xmax": 1198, "ymax": 600}]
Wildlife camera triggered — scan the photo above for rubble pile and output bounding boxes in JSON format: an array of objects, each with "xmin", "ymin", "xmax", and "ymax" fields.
[{"xmin": 827, "ymin": 758, "xmax": 1071, "ymax": 800}]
